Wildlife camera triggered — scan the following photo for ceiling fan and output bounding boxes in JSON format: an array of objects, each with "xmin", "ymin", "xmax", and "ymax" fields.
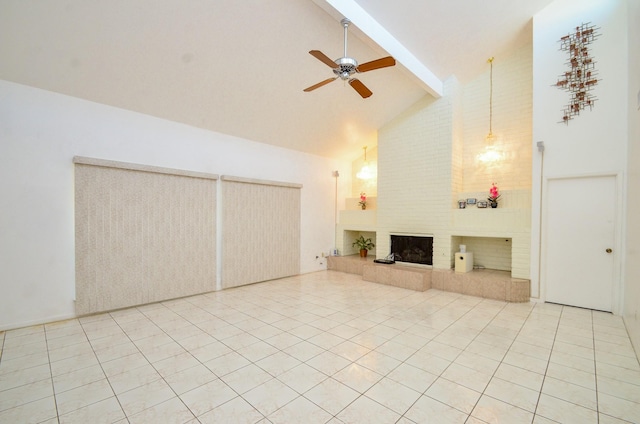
[{"xmin": 303, "ymin": 18, "xmax": 396, "ymax": 99}]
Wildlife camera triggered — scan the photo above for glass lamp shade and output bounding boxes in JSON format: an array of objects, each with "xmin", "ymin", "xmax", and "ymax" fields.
[{"xmin": 357, "ymin": 164, "xmax": 372, "ymax": 179}]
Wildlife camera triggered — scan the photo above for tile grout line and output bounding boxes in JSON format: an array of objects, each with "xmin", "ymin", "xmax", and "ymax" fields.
[
  {"xmin": 461, "ymin": 300, "xmax": 539, "ymax": 423},
  {"xmin": 236, "ymin": 282, "xmax": 440, "ymax": 421},
  {"xmin": 42, "ymin": 324, "xmax": 63, "ymax": 424},
  {"xmin": 443, "ymin": 299, "xmax": 538, "ymax": 423},
  {"xmin": 168, "ymin": 291, "xmax": 311, "ymax": 420},
  {"xmin": 530, "ymin": 305, "xmax": 570, "ymax": 422},
  {"xmin": 73, "ymin": 311, "xmax": 186, "ymax": 421},
  {"xmin": 180, "ymin": 291, "xmax": 314, "ymax": 412},
  {"xmin": 379, "ymin": 295, "xmax": 520, "ymax": 423},
  {"xmin": 533, "ymin": 305, "xmax": 562, "ymax": 422},
  {"xmin": 591, "ymin": 309, "xmax": 601, "ymax": 424},
  {"xmin": 124, "ymin": 303, "xmax": 249, "ymax": 421},
  {"xmin": 77, "ymin": 316, "xmax": 130, "ymax": 422}
]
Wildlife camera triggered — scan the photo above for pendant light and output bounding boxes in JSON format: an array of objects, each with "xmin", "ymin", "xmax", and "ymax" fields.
[
  {"xmin": 486, "ymin": 57, "xmax": 496, "ymax": 144},
  {"xmin": 477, "ymin": 57, "xmax": 503, "ymax": 164},
  {"xmin": 356, "ymin": 146, "xmax": 375, "ymax": 180}
]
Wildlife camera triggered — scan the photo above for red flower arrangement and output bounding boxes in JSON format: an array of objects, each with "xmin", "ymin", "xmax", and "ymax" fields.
[
  {"xmin": 359, "ymin": 192, "xmax": 367, "ymax": 208},
  {"xmin": 488, "ymin": 183, "xmax": 500, "ymax": 203}
]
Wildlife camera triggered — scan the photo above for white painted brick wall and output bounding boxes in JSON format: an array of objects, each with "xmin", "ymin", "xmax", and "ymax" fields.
[
  {"xmin": 462, "ymin": 46, "xmax": 533, "ymax": 192},
  {"xmin": 377, "ymin": 78, "xmax": 459, "ymax": 269},
  {"xmin": 373, "ymin": 45, "xmax": 532, "ymax": 279},
  {"xmin": 457, "ymin": 237, "xmax": 513, "ymax": 271}
]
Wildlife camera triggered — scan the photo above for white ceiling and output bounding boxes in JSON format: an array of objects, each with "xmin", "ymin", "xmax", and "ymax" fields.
[{"xmin": 0, "ymin": 0, "xmax": 553, "ymax": 160}]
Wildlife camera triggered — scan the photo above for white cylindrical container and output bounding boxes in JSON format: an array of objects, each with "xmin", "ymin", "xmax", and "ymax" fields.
[{"xmin": 459, "ymin": 244, "xmax": 466, "ymax": 253}]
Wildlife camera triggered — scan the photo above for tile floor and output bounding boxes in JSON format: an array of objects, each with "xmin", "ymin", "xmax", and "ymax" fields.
[{"xmin": 1, "ymin": 271, "xmax": 639, "ymax": 424}]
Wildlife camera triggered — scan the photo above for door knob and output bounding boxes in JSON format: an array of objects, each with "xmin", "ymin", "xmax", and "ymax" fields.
[{"xmin": 606, "ymin": 248, "xmax": 613, "ymax": 253}]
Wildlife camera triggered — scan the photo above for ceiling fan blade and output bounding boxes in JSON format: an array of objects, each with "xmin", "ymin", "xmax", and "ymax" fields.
[
  {"xmin": 357, "ymin": 56, "xmax": 396, "ymax": 73},
  {"xmin": 309, "ymin": 50, "xmax": 338, "ymax": 69},
  {"xmin": 349, "ymin": 78, "xmax": 373, "ymax": 98},
  {"xmin": 304, "ymin": 77, "xmax": 338, "ymax": 92}
]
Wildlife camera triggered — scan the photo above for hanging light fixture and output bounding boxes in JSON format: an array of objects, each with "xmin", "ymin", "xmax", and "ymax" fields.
[
  {"xmin": 356, "ymin": 146, "xmax": 375, "ymax": 180},
  {"xmin": 477, "ymin": 57, "xmax": 503, "ymax": 164},
  {"xmin": 486, "ymin": 57, "xmax": 496, "ymax": 145}
]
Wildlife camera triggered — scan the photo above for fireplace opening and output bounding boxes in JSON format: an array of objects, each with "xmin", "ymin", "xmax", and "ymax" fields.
[{"xmin": 391, "ymin": 235, "xmax": 433, "ymax": 266}]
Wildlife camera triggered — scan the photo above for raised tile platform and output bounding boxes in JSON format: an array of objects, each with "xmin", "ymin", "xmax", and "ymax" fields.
[
  {"xmin": 432, "ymin": 268, "xmax": 530, "ymax": 302},
  {"xmin": 363, "ymin": 262, "xmax": 431, "ymax": 291},
  {"xmin": 327, "ymin": 255, "xmax": 530, "ymax": 302}
]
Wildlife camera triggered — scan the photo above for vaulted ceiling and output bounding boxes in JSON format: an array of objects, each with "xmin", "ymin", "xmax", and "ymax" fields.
[{"xmin": 0, "ymin": 0, "xmax": 553, "ymax": 160}]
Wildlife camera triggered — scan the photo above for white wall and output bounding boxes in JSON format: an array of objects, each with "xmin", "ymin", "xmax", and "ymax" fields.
[
  {"xmin": 0, "ymin": 80, "xmax": 350, "ymax": 330},
  {"xmin": 531, "ymin": 0, "xmax": 630, "ymax": 302},
  {"xmin": 624, "ymin": 0, "xmax": 640, "ymax": 354}
]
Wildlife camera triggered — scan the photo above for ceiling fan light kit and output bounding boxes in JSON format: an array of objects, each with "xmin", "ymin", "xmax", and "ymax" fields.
[{"xmin": 304, "ymin": 18, "xmax": 395, "ymax": 98}]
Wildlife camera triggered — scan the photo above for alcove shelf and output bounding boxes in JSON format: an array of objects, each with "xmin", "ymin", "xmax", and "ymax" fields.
[{"xmin": 336, "ymin": 208, "xmax": 377, "ymax": 257}]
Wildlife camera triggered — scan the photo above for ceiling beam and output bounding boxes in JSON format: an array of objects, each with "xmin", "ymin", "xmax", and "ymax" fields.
[{"xmin": 314, "ymin": 0, "xmax": 443, "ymax": 98}]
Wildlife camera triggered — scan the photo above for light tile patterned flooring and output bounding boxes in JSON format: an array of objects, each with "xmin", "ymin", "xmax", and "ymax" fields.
[{"xmin": 1, "ymin": 271, "xmax": 639, "ymax": 424}]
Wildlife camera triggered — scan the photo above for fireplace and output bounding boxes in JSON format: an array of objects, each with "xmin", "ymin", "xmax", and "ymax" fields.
[{"xmin": 390, "ymin": 234, "xmax": 433, "ymax": 266}]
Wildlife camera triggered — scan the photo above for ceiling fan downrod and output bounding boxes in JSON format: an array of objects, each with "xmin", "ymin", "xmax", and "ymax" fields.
[
  {"xmin": 335, "ymin": 19, "xmax": 357, "ymax": 81},
  {"xmin": 342, "ymin": 18, "xmax": 350, "ymax": 58}
]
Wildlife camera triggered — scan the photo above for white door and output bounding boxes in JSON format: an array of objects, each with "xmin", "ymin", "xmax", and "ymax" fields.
[{"xmin": 544, "ymin": 175, "xmax": 616, "ymax": 312}]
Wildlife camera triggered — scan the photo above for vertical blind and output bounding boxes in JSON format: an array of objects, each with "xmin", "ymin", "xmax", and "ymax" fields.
[
  {"xmin": 74, "ymin": 158, "xmax": 303, "ymax": 315},
  {"xmin": 74, "ymin": 157, "xmax": 218, "ymax": 315},
  {"xmin": 221, "ymin": 176, "xmax": 301, "ymax": 289}
]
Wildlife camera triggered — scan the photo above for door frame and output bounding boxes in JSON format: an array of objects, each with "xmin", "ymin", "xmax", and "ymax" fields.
[{"xmin": 540, "ymin": 171, "xmax": 624, "ymax": 315}]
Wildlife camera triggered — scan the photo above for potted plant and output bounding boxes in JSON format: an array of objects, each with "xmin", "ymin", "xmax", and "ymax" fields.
[
  {"xmin": 352, "ymin": 235, "xmax": 375, "ymax": 258},
  {"xmin": 488, "ymin": 183, "xmax": 501, "ymax": 208},
  {"xmin": 359, "ymin": 192, "xmax": 367, "ymax": 210}
]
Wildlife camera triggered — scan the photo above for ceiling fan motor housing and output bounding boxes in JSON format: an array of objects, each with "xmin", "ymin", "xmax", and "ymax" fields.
[{"xmin": 334, "ymin": 57, "xmax": 358, "ymax": 80}]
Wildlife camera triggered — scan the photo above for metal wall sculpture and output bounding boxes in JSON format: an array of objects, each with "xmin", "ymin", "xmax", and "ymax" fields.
[{"xmin": 555, "ymin": 23, "xmax": 600, "ymax": 124}]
